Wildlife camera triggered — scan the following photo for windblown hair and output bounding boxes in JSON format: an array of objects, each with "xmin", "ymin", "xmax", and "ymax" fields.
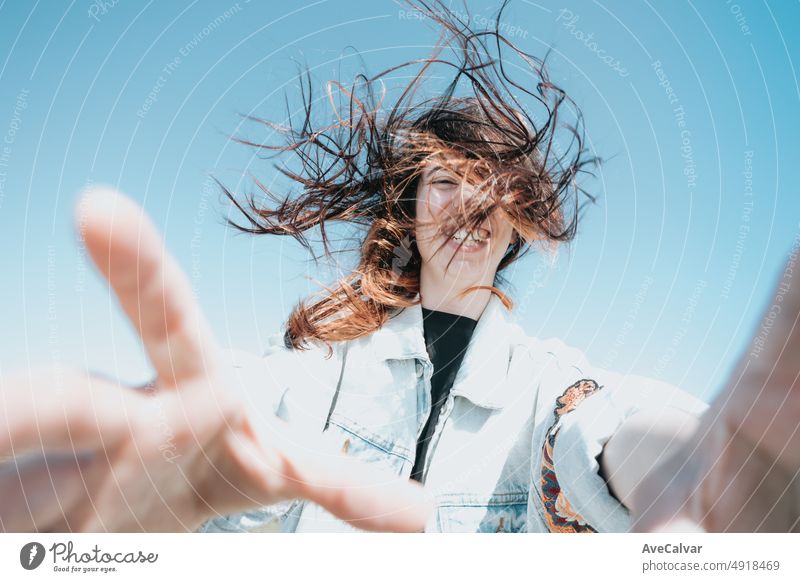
[{"xmin": 220, "ymin": 0, "xmax": 600, "ymax": 352}]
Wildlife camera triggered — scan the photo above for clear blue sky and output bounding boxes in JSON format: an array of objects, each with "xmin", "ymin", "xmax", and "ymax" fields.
[{"xmin": 1, "ymin": 0, "xmax": 797, "ymax": 401}]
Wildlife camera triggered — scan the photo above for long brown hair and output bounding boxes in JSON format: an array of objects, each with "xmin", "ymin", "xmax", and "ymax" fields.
[{"xmin": 219, "ymin": 0, "xmax": 600, "ymax": 353}]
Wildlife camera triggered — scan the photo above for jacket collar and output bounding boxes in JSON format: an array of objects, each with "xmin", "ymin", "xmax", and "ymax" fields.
[{"xmin": 369, "ymin": 293, "xmax": 516, "ymax": 410}]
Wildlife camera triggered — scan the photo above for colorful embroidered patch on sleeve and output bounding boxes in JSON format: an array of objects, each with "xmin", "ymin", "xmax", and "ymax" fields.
[{"xmin": 539, "ymin": 378, "xmax": 602, "ymax": 533}]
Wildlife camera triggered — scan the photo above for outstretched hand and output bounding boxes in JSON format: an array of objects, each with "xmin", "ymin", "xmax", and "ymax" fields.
[
  {"xmin": 631, "ymin": 245, "xmax": 800, "ymax": 532},
  {"xmin": 0, "ymin": 187, "xmax": 433, "ymax": 532}
]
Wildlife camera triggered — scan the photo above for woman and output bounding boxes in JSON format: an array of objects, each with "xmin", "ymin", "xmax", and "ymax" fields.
[
  {"xmin": 201, "ymin": 138, "xmax": 707, "ymax": 532},
  {"xmin": 2, "ymin": 1, "xmax": 798, "ymax": 533}
]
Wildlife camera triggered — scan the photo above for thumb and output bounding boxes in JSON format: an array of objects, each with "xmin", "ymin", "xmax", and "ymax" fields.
[{"xmin": 274, "ymin": 423, "xmax": 436, "ymax": 532}]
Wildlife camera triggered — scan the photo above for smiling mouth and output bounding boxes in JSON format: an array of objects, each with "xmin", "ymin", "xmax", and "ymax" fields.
[{"xmin": 448, "ymin": 227, "xmax": 490, "ymax": 249}]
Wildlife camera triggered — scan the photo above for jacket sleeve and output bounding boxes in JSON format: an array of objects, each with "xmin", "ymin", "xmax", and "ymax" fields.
[
  {"xmin": 196, "ymin": 333, "xmax": 346, "ymax": 533},
  {"xmin": 528, "ymin": 338, "xmax": 708, "ymax": 533}
]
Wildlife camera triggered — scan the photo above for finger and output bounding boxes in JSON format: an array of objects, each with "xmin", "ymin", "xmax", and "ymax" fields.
[
  {"xmin": 210, "ymin": 419, "xmax": 434, "ymax": 533},
  {"xmin": 0, "ymin": 369, "xmax": 142, "ymax": 455},
  {"xmin": 75, "ymin": 186, "xmax": 219, "ymax": 386},
  {"xmin": 287, "ymin": 444, "xmax": 435, "ymax": 532},
  {"xmin": 625, "ymin": 433, "xmax": 708, "ymax": 534}
]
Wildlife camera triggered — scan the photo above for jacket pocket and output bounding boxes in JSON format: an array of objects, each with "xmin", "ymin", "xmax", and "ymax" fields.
[
  {"xmin": 435, "ymin": 492, "xmax": 529, "ymax": 533},
  {"xmin": 327, "ymin": 418, "xmax": 413, "ymax": 475}
]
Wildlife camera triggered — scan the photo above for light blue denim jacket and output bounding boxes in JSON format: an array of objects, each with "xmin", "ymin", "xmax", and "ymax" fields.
[{"xmin": 198, "ymin": 293, "xmax": 707, "ymax": 533}]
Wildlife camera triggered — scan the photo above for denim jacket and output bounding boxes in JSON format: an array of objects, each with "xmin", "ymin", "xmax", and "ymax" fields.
[{"xmin": 198, "ymin": 293, "xmax": 707, "ymax": 533}]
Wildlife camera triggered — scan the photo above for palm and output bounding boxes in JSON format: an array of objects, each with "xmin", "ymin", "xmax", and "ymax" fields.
[{"xmin": 0, "ymin": 187, "xmax": 431, "ymax": 532}]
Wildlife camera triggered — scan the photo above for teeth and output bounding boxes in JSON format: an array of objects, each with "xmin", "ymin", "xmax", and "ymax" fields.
[{"xmin": 451, "ymin": 228, "xmax": 489, "ymax": 244}]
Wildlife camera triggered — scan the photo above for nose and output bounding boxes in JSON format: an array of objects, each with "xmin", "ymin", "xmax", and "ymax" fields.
[{"xmin": 444, "ymin": 185, "xmax": 492, "ymax": 234}]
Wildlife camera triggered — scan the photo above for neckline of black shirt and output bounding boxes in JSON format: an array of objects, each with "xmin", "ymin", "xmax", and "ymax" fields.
[{"xmin": 409, "ymin": 307, "xmax": 479, "ymax": 483}]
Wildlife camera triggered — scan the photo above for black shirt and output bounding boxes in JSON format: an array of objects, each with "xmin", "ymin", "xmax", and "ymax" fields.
[{"xmin": 409, "ymin": 306, "xmax": 479, "ymax": 483}]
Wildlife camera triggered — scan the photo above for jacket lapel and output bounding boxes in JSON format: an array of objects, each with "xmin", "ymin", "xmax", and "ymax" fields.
[{"xmin": 369, "ymin": 293, "xmax": 518, "ymax": 410}]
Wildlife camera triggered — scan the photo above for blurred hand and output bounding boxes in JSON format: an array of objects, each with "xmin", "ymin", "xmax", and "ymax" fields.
[
  {"xmin": 0, "ymin": 187, "xmax": 433, "ymax": 533},
  {"xmin": 632, "ymin": 248, "xmax": 800, "ymax": 532}
]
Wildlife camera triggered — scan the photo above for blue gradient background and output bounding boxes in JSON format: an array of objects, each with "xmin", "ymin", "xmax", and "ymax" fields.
[{"xmin": 1, "ymin": 0, "xmax": 797, "ymax": 401}]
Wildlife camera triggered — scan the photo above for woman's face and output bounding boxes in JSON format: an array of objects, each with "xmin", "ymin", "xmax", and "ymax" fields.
[{"xmin": 414, "ymin": 161, "xmax": 515, "ymax": 292}]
